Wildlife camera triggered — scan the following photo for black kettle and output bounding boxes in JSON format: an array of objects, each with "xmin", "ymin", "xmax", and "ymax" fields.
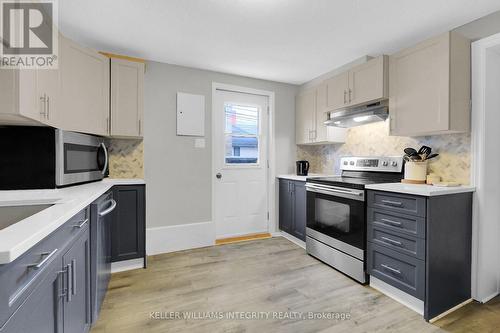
[{"xmin": 296, "ymin": 160, "xmax": 310, "ymax": 176}]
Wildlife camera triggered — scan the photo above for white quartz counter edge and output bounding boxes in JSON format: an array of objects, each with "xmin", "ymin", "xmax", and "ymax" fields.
[
  {"xmin": 0, "ymin": 178, "xmax": 145, "ymax": 264},
  {"xmin": 277, "ymin": 174, "xmax": 333, "ymax": 182},
  {"xmin": 365, "ymin": 183, "xmax": 475, "ymax": 196}
]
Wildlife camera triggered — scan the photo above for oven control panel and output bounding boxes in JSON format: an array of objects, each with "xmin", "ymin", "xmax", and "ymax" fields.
[{"xmin": 340, "ymin": 156, "xmax": 403, "ymax": 173}]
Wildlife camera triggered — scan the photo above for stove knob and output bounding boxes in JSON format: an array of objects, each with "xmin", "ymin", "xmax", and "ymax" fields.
[
  {"xmin": 382, "ymin": 161, "xmax": 388, "ymax": 166},
  {"xmin": 343, "ymin": 161, "xmax": 348, "ymax": 165},
  {"xmin": 391, "ymin": 161, "xmax": 398, "ymax": 167},
  {"xmin": 350, "ymin": 161, "xmax": 355, "ymax": 166}
]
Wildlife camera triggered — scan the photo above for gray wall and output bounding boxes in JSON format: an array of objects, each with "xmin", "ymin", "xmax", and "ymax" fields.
[
  {"xmin": 454, "ymin": 10, "xmax": 500, "ymax": 41},
  {"xmin": 144, "ymin": 62, "xmax": 298, "ymax": 228}
]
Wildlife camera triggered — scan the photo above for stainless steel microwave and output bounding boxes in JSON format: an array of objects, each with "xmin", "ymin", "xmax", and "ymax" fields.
[
  {"xmin": 55, "ymin": 129, "xmax": 108, "ymax": 187},
  {"xmin": 0, "ymin": 127, "xmax": 109, "ymax": 189}
]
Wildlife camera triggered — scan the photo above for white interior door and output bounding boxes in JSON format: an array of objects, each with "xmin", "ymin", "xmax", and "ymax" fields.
[{"xmin": 214, "ymin": 89, "xmax": 269, "ymax": 239}]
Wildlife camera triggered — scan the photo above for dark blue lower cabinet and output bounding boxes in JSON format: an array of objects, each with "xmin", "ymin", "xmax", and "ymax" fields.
[
  {"xmin": 0, "ymin": 258, "xmax": 63, "ymax": 333},
  {"xmin": 111, "ymin": 185, "xmax": 146, "ymax": 263},
  {"xmin": 367, "ymin": 190, "xmax": 473, "ymax": 321},
  {"xmin": 0, "ymin": 222, "xmax": 91, "ymax": 333},
  {"xmin": 63, "ymin": 229, "xmax": 91, "ymax": 333},
  {"xmin": 278, "ymin": 179, "xmax": 306, "ymax": 241}
]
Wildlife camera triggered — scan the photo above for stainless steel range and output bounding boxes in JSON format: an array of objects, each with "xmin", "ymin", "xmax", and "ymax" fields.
[{"xmin": 305, "ymin": 156, "xmax": 404, "ymax": 283}]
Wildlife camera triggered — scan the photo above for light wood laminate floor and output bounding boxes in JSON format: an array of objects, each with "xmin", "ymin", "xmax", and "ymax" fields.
[{"xmin": 91, "ymin": 237, "xmax": 496, "ymax": 332}]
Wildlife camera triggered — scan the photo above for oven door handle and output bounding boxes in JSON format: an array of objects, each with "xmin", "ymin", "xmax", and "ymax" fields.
[
  {"xmin": 305, "ymin": 184, "xmax": 364, "ymax": 200},
  {"xmin": 100, "ymin": 142, "xmax": 108, "ymax": 175}
]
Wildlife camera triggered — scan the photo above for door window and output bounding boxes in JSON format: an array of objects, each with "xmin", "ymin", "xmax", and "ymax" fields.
[{"xmin": 224, "ymin": 103, "xmax": 260, "ymax": 165}]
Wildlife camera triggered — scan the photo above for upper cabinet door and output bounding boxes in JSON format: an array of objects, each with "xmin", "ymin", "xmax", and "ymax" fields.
[
  {"xmin": 348, "ymin": 55, "xmax": 388, "ymax": 107},
  {"xmin": 110, "ymin": 58, "xmax": 145, "ymax": 138},
  {"xmin": 315, "ymin": 83, "xmax": 329, "ymax": 142},
  {"xmin": 325, "ymin": 71, "xmax": 349, "ymax": 111},
  {"xmin": 389, "ymin": 32, "xmax": 470, "ymax": 136},
  {"xmin": 60, "ymin": 36, "xmax": 110, "ymax": 136},
  {"xmin": 295, "ymin": 89, "xmax": 316, "ymax": 145},
  {"xmin": 36, "ymin": 66, "xmax": 61, "ymax": 127}
]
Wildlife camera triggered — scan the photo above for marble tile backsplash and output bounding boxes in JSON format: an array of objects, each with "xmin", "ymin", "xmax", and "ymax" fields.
[
  {"xmin": 297, "ymin": 121, "xmax": 471, "ymax": 185},
  {"xmin": 107, "ymin": 139, "xmax": 144, "ymax": 179}
]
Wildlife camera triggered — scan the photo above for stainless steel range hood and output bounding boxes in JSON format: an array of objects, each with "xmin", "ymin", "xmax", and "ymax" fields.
[{"xmin": 324, "ymin": 101, "xmax": 389, "ymax": 128}]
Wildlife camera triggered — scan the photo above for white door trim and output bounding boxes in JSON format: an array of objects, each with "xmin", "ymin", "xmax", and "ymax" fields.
[
  {"xmin": 471, "ymin": 31, "xmax": 500, "ymax": 302},
  {"xmin": 212, "ymin": 82, "xmax": 276, "ymax": 239}
]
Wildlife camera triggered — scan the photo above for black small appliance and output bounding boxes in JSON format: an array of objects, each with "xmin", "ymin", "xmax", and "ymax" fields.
[{"xmin": 296, "ymin": 160, "xmax": 310, "ymax": 176}]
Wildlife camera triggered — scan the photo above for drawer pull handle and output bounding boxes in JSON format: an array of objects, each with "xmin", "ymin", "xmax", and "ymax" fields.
[
  {"xmin": 28, "ymin": 248, "xmax": 58, "ymax": 270},
  {"xmin": 381, "ymin": 200, "xmax": 403, "ymax": 207},
  {"xmin": 381, "ymin": 264, "xmax": 402, "ymax": 275},
  {"xmin": 381, "ymin": 236, "xmax": 403, "ymax": 247},
  {"xmin": 73, "ymin": 218, "xmax": 89, "ymax": 228},
  {"xmin": 380, "ymin": 218, "xmax": 402, "ymax": 227}
]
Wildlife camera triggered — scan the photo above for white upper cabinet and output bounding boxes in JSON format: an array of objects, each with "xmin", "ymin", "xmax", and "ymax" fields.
[
  {"xmin": 389, "ymin": 31, "xmax": 471, "ymax": 136},
  {"xmin": 296, "ymin": 85, "xmax": 346, "ymax": 145},
  {"xmin": 348, "ymin": 55, "xmax": 388, "ymax": 107},
  {"xmin": 325, "ymin": 71, "xmax": 349, "ymax": 111},
  {"xmin": 59, "ymin": 36, "xmax": 110, "ymax": 136},
  {"xmin": 296, "ymin": 89, "xmax": 315, "ymax": 145},
  {"xmin": 325, "ymin": 55, "xmax": 388, "ymax": 111},
  {"xmin": 0, "ymin": 36, "xmax": 61, "ymax": 127},
  {"xmin": 110, "ymin": 58, "xmax": 145, "ymax": 138}
]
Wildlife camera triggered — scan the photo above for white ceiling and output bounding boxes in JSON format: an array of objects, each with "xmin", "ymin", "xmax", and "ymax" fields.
[{"xmin": 59, "ymin": 0, "xmax": 500, "ymax": 85}]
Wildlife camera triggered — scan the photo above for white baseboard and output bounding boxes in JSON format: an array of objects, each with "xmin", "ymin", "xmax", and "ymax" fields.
[
  {"xmin": 111, "ymin": 258, "xmax": 144, "ymax": 273},
  {"xmin": 370, "ymin": 276, "xmax": 424, "ymax": 315},
  {"xmin": 273, "ymin": 231, "xmax": 306, "ymax": 249},
  {"xmin": 146, "ymin": 221, "xmax": 215, "ymax": 255}
]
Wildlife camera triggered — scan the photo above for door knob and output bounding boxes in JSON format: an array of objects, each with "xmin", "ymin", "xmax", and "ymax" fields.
[{"xmin": 216, "ymin": 173, "xmax": 222, "ymax": 179}]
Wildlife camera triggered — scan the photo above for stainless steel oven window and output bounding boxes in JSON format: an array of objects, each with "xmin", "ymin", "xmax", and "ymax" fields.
[{"xmin": 315, "ymin": 198, "xmax": 350, "ymax": 233}]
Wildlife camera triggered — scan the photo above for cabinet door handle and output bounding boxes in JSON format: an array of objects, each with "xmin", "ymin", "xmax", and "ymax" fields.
[
  {"xmin": 66, "ymin": 263, "xmax": 72, "ymax": 302},
  {"xmin": 381, "ymin": 264, "xmax": 402, "ymax": 275},
  {"xmin": 381, "ymin": 199, "xmax": 403, "ymax": 207},
  {"xmin": 348, "ymin": 88, "xmax": 352, "ymax": 103},
  {"xmin": 380, "ymin": 218, "xmax": 402, "ymax": 227},
  {"xmin": 71, "ymin": 259, "xmax": 76, "ymax": 296},
  {"xmin": 28, "ymin": 248, "xmax": 58, "ymax": 270},
  {"xmin": 138, "ymin": 119, "xmax": 142, "ymax": 136},
  {"xmin": 57, "ymin": 269, "xmax": 67, "ymax": 298},
  {"xmin": 381, "ymin": 236, "xmax": 403, "ymax": 247},
  {"xmin": 343, "ymin": 90, "xmax": 347, "ymax": 104},
  {"xmin": 46, "ymin": 96, "xmax": 50, "ymax": 120},
  {"xmin": 39, "ymin": 95, "xmax": 46, "ymax": 118},
  {"xmin": 73, "ymin": 218, "xmax": 89, "ymax": 228}
]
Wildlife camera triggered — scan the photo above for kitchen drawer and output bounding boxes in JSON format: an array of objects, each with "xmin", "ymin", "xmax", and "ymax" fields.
[
  {"xmin": 368, "ymin": 225, "xmax": 425, "ymax": 260},
  {"xmin": 368, "ymin": 242, "xmax": 425, "ymax": 300},
  {"xmin": 0, "ymin": 207, "xmax": 89, "ymax": 328},
  {"xmin": 368, "ymin": 208, "xmax": 425, "ymax": 239},
  {"xmin": 368, "ymin": 191, "xmax": 426, "ymax": 217}
]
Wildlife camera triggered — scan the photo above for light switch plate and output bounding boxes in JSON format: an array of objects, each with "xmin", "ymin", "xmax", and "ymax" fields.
[{"xmin": 195, "ymin": 138, "xmax": 206, "ymax": 148}]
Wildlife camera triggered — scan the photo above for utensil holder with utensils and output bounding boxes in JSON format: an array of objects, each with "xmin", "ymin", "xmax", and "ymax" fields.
[{"xmin": 402, "ymin": 145, "xmax": 439, "ymax": 184}]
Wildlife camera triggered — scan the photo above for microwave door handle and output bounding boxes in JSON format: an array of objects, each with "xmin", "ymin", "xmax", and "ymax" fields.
[{"xmin": 100, "ymin": 142, "xmax": 108, "ymax": 175}]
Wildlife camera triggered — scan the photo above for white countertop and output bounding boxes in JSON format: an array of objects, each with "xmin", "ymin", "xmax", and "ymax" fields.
[
  {"xmin": 365, "ymin": 182, "xmax": 475, "ymax": 196},
  {"xmin": 277, "ymin": 174, "xmax": 332, "ymax": 182},
  {"xmin": 0, "ymin": 178, "xmax": 145, "ymax": 264}
]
